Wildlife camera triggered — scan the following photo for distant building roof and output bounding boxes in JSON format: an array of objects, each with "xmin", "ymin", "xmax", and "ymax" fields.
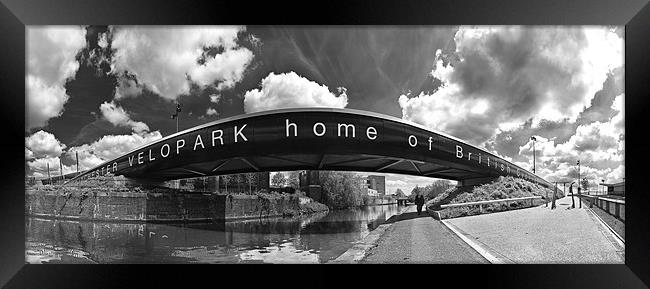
[{"xmin": 603, "ymin": 181, "xmax": 625, "ymax": 187}]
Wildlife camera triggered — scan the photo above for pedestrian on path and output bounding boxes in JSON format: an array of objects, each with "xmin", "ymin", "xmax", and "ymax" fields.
[{"xmin": 415, "ymin": 193, "xmax": 425, "ymax": 215}]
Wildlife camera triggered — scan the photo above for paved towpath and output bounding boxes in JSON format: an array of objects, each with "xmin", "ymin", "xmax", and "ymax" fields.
[
  {"xmin": 446, "ymin": 196, "xmax": 624, "ymax": 263},
  {"xmin": 360, "ymin": 205, "xmax": 488, "ymax": 263}
]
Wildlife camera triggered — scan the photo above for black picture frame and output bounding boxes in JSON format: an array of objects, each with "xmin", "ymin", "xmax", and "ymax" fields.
[{"xmin": 1, "ymin": 0, "xmax": 649, "ymax": 288}]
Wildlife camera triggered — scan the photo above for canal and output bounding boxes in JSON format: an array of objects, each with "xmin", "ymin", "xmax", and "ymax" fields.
[{"xmin": 25, "ymin": 204, "xmax": 404, "ymax": 263}]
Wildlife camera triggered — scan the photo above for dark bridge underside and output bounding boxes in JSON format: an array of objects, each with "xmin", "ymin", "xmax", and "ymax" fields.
[
  {"xmin": 140, "ymin": 153, "xmax": 489, "ymax": 181},
  {"xmin": 69, "ymin": 108, "xmax": 552, "ymax": 188}
]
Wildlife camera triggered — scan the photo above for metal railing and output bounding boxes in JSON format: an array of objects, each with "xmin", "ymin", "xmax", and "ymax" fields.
[
  {"xmin": 579, "ymin": 195, "xmax": 625, "ymax": 221},
  {"xmin": 440, "ymin": 196, "xmax": 543, "ymax": 209},
  {"xmin": 430, "ymin": 196, "xmax": 543, "ymax": 219}
]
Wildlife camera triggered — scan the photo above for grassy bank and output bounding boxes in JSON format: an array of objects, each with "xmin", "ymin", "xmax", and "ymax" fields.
[{"xmin": 428, "ymin": 176, "xmax": 563, "ymax": 218}]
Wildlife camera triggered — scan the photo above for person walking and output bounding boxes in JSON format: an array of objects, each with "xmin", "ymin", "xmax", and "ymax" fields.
[{"xmin": 415, "ymin": 193, "xmax": 425, "ymax": 215}]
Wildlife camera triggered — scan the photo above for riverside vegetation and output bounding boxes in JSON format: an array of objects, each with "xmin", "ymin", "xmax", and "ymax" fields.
[
  {"xmin": 427, "ymin": 176, "xmax": 563, "ymax": 218},
  {"xmin": 318, "ymin": 171, "xmax": 378, "ymax": 209}
]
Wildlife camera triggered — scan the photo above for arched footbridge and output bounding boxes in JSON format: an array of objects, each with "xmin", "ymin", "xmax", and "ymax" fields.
[{"xmin": 67, "ymin": 108, "xmax": 552, "ymax": 188}]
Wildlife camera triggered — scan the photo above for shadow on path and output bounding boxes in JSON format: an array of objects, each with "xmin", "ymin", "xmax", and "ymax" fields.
[
  {"xmin": 383, "ymin": 211, "xmax": 432, "ymax": 224},
  {"xmin": 426, "ymin": 189, "xmax": 468, "ymax": 210}
]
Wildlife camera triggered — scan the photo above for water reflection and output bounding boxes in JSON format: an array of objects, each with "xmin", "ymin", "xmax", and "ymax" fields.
[{"xmin": 26, "ymin": 204, "xmax": 402, "ymax": 263}]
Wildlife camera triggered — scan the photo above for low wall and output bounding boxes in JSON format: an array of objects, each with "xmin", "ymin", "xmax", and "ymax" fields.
[
  {"xmin": 223, "ymin": 194, "xmax": 303, "ymax": 220},
  {"xmin": 428, "ymin": 198, "xmax": 546, "ymax": 220},
  {"xmin": 26, "ymin": 188, "xmax": 327, "ymax": 222}
]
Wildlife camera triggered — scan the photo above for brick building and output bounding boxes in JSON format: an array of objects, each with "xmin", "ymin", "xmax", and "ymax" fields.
[
  {"xmin": 366, "ymin": 175, "xmax": 386, "ymax": 197},
  {"xmin": 299, "ymin": 171, "xmax": 386, "ymax": 200},
  {"xmin": 299, "ymin": 170, "xmax": 323, "ymax": 201}
]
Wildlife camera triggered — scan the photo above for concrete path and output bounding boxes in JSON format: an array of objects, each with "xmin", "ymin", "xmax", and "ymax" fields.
[
  {"xmin": 361, "ymin": 205, "xmax": 489, "ymax": 263},
  {"xmin": 445, "ymin": 196, "xmax": 624, "ymax": 263}
]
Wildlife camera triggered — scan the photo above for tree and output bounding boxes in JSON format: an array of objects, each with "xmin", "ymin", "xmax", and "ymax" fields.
[
  {"xmin": 245, "ymin": 173, "xmax": 257, "ymax": 194},
  {"xmin": 408, "ymin": 186, "xmax": 421, "ymax": 202},
  {"xmin": 581, "ymin": 177, "xmax": 589, "ymax": 192},
  {"xmin": 411, "ymin": 185, "xmax": 422, "ymax": 196},
  {"xmin": 319, "ymin": 171, "xmax": 364, "ymax": 208},
  {"xmin": 229, "ymin": 175, "xmax": 239, "ymax": 194},
  {"xmin": 394, "ymin": 188, "xmax": 406, "ymax": 198},
  {"xmin": 221, "ymin": 174, "xmax": 231, "ymax": 194},
  {"xmin": 286, "ymin": 171, "xmax": 300, "ymax": 189},
  {"xmin": 237, "ymin": 174, "xmax": 246, "ymax": 193},
  {"xmin": 423, "ymin": 180, "xmax": 453, "ymax": 201},
  {"xmin": 271, "ymin": 172, "xmax": 286, "ymax": 187}
]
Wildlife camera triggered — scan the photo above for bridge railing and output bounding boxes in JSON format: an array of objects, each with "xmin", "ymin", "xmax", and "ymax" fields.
[{"xmin": 578, "ymin": 195, "xmax": 625, "ymax": 222}]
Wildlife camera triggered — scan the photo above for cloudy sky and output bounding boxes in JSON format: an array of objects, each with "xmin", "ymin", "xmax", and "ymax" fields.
[{"xmin": 25, "ymin": 25, "xmax": 624, "ymax": 194}]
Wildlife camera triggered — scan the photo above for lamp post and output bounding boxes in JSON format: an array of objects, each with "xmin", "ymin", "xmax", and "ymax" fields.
[
  {"xmin": 551, "ymin": 182, "xmax": 557, "ymax": 209},
  {"xmin": 530, "ymin": 136, "xmax": 537, "ymax": 174},
  {"xmin": 568, "ymin": 181, "xmax": 574, "ymax": 208},
  {"xmin": 577, "ymin": 160, "xmax": 581, "ymax": 208},
  {"xmin": 171, "ymin": 102, "xmax": 182, "ymax": 133},
  {"xmin": 59, "ymin": 158, "xmax": 63, "ymax": 184}
]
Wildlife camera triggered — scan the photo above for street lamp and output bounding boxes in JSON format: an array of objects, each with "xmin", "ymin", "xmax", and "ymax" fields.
[
  {"xmin": 171, "ymin": 102, "xmax": 182, "ymax": 133},
  {"xmin": 530, "ymin": 136, "xmax": 537, "ymax": 174},
  {"xmin": 577, "ymin": 160, "xmax": 581, "ymax": 208},
  {"xmin": 570, "ymin": 181, "xmax": 575, "ymax": 208}
]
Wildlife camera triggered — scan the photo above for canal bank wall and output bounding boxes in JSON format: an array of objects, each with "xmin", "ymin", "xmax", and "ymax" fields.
[{"xmin": 25, "ymin": 187, "xmax": 328, "ymax": 222}]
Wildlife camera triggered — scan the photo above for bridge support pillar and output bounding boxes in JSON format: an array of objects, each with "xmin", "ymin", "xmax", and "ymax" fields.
[{"xmin": 299, "ymin": 171, "xmax": 324, "ymax": 202}]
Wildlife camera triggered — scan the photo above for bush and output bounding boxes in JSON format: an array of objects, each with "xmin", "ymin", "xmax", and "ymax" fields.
[
  {"xmin": 301, "ymin": 201, "xmax": 329, "ymax": 214},
  {"xmin": 319, "ymin": 171, "xmax": 365, "ymax": 209},
  {"xmin": 410, "ymin": 180, "xmax": 454, "ymax": 203},
  {"xmin": 428, "ymin": 176, "xmax": 562, "ymax": 212},
  {"xmin": 361, "ymin": 194, "xmax": 371, "ymax": 206}
]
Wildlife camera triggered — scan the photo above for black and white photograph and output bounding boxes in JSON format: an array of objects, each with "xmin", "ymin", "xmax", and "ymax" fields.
[{"xmin": 23, "ymin": 25, "xmax": 625, "ymax": 264}]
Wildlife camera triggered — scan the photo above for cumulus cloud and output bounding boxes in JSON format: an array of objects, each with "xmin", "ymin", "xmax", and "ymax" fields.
[
  {"xmin": 99, "ymin": 101, "xmax": 150, "ymax": 133},
  {"xmin": 97, "ymin": 32, "xmax": 108, "ymax": 49},
  {"xmin": 398, "ymin": 26, "xmax": 623, "ymax": 146},
  {"xmin": 206, "ymin": 108, "xmax": 218, "ymax": 116},
  {"xmin": 113, "ymin": 73, "xmax": 143, "ymax": 99},
  {"xmin": 27, "ymin": 156, "xmax": 75, "ymax": 178},
  {"xmin": 26, "ymin": 26, "xmax": 87, "ymax": 129},
  {"xmin": 25, "ymin": 129, "xmax": 162, "ymax": 177},
  {"xmin": 396, "ymin": 26, "xmax": 624, "ymax": 185},
  {"xmin": 517, "ymin": 98, "xmax": 624, "ymax": 183},
  {"xmin": 25, "ymin": 130, "xmax": 67, "ymax": 158},
  {"xmin": 606, "ymin": 164, "xmax": 624, "ymax": 183},
  {"xmin": 243, "ymin": 71, "xmax": 348, "ymax": 113},
  {"xmin": 65, "ymin": 131, "xmax": 163, "ymax": 172},
  {"xmin": 25, "ymin": 148, "xmax": 35, "ymax": 160},
  {"xmin": 110, "ymin": 26, "xmax": 254, "ymax": 100}
]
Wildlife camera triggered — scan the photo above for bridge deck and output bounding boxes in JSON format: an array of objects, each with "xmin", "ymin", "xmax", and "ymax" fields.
[{"xmin": 68, "ymin": 108, "xmax": 550, "ymax": 188}]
